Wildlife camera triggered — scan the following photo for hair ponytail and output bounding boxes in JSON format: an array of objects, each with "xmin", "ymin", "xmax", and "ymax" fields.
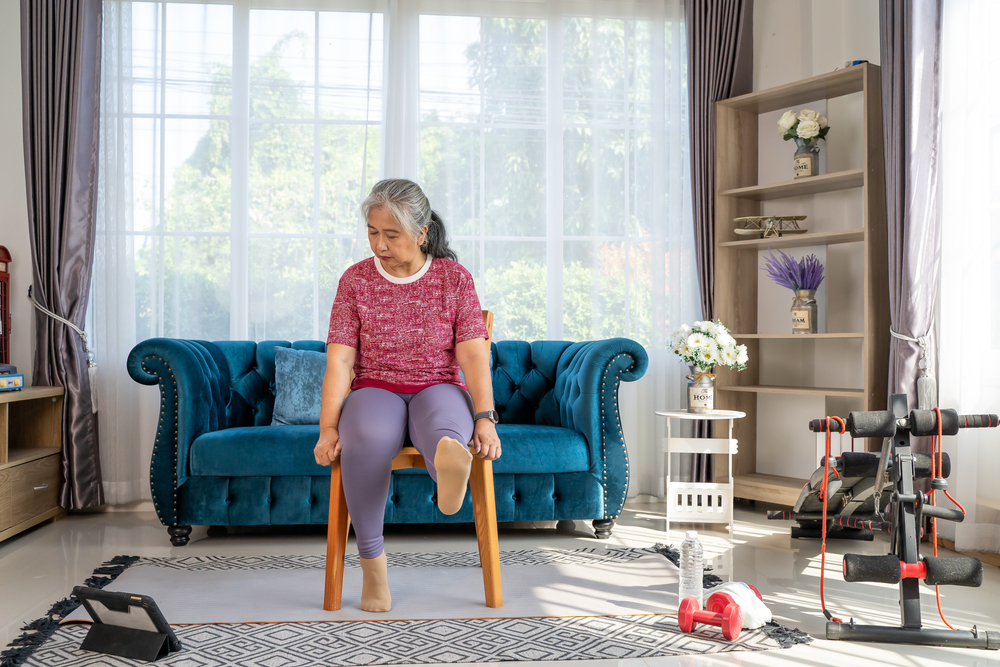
[{"xmin": 422, "ymin": 210, "xmax": 457, "ymax": 261}]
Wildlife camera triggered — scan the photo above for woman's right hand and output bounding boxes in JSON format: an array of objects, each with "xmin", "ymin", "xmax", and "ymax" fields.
[{"xmin": 314, "ymin": 426, "xmax": 342, "ymax": 466}]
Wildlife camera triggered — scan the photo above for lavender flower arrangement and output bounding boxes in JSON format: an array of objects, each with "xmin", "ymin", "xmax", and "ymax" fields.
[{"xmin": 762, "ymin": 249, "xmax": 824, "ymax": 291}]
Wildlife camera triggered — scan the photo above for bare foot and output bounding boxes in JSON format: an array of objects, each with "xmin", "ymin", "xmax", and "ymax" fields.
[
  {"xmin": 359, "ymin": 552, "xmax": 391, "ymax": 612},
  {"xmin": 435, "ymin": 436, "xmax": 473, "ymax": 515}
]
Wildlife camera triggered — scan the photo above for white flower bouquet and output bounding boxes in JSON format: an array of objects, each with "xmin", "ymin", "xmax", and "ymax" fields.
[
  {"xmin": 669, "ymin": 320, "xmax": 748, "ymax": 372},
  {"xmin": 777, "ymin": 108, "xmax": 831, "ymax": 144}
]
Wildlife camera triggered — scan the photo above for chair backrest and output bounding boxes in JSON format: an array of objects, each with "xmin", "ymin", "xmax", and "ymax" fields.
[{"xmin": 481, "ymin": 310, "xmax": 494, "ymax": 342}]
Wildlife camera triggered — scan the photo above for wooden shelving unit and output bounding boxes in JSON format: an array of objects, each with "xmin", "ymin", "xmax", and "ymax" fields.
[
  {"xmin": 719, "ymin": 228, "xmax": 865, "ymax": 250},
  {"xmin": 713, "ymin": 63, "xmax": 889, "ymax": 504},
  {"xmin": 732, "ymin": 332, "xmax": 864, "ymax": 339},
  {"xmin": 722, "ymin": 385, "xmax": 866, "ymax": 398},
  {"xmin": 720, "ymin": 169, "xmax": 865, "ymax": 200},
  {"xmin": 0, "ymin": 386, "xmax": 65, "ymax": 542}
]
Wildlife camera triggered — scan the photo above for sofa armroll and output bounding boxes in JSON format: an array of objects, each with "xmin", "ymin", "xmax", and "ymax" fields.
[
  {"xmin": 551, "ymin": 338, "xmax": 648, "ymax": 521},
  {"xmin": 127, "ymin": 338, "xmax": 231, "ymax": 525}
]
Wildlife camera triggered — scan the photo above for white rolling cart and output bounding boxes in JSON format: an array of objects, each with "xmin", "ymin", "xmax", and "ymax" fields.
[{"xmin": 656, "ymin": 410, "xmax": 745, "ymax": 540}]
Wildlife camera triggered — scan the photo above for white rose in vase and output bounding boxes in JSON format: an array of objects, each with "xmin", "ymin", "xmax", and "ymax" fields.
[
  {"xmin": 796, "ymin": 119, "xmax": 820, "ymax": 140},
  {"xmin": 777, "ymin": 110, "xmax": 798, "ymax": 135},
  {"xmin": 798, "ymin": 109, "xmax": 821, "ymax": 123},
  {"xmin": 818, "ymin": 114, "xmax": 829, "ymax": 129}
]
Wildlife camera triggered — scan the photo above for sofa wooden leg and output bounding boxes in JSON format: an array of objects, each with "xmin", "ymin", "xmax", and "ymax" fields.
[
  {"xmin": 592, "ymin": 519, "xmax": 614, "ymax": 540},
  {"xmin": 168, "ymin": 525, "xmax": 192, "ymax": 546}
]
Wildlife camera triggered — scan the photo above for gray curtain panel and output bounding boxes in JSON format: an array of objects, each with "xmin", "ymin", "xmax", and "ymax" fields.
[
  {"xmin": 686, "ymin": 0, "xmax": 753, "ymax": 323},
  {"xmin": 880, "ymin": 0, "xmax": 942, "ymax": 455},
  {"xmin": 685, "ymin": 0, "xmax": 753, "ymax": 479},
  {"xmin": 21, "ymin": 0, "xmax": 104, "ymax": 509}
]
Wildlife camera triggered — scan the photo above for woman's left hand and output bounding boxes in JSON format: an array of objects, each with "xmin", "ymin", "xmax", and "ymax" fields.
[{"xmin": 472, "ymin": 419, "xmax": 502, "ymax": 461}]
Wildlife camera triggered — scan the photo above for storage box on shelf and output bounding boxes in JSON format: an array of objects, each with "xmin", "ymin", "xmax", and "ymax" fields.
[
  {"xmin": 713, "ymin": 63, "xmax": 889, "ymax": 505},
  {"xmin": 0, "ymin": 386, "xmax": 64, "ymax": 542}
]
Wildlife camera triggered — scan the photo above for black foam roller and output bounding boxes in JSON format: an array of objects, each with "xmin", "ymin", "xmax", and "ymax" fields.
[
  {"xmin": 840, "ymin": 452, "xmax": 880, "ymax": 477},
  {"xmin": 843, "ymin": 554, "xmax": 900, "ymax": 583},
  {"xmin": 913, "ymin": 452, "xmax": 951, "ymax": 479},
  {"xmin": 923, "ymin": 556, "xmax": 983, "ymax": 587},
  {"xmin": 847, "ymin": 411, "xmax": 897, "ymax": 438},
  {"xmin": 910, "ymin": 409, "xmax": 960, "ymax": 437}
]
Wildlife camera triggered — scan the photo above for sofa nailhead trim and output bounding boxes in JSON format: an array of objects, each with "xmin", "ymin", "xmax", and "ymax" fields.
[{"xmin": 145, "ymin": 354, "xmax": 180, "ymax": 527}]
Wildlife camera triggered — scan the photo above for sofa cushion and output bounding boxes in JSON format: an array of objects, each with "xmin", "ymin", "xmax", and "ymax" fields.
[
  {"xmin": 190, "ymin": 426, "xmax": 330, "ymax": 477},
  {"xmin": 188, "ymin": 423, "xmax": 590, "ymax": 478},
  {"xmin": 271, "ymin": 347, "xmax": 326, "ymax": 425},
  {"xmin": 394, "ymin": 424, "xmax": 590, "ymax": 476}
]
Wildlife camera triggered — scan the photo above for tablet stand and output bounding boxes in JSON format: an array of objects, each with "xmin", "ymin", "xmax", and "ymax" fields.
[{"xmin": 80, "ymin": 623, "xmax": 171, "ymax": 662}]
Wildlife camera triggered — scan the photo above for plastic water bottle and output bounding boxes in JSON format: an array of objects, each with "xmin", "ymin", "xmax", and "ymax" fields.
[{"xmin": 678, "ymin": 530, "xmax": 704, "ymax": 609}]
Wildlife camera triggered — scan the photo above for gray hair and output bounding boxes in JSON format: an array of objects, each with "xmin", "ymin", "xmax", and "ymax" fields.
[{"xmin": 361, "ymin": 179, "xmax": 457, "ymax": 261}]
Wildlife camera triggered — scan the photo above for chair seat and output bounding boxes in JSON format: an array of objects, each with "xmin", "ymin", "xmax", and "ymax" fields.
[{"xmin": 190, "ymin": 424, "xmax": 590, "ymax": 478}]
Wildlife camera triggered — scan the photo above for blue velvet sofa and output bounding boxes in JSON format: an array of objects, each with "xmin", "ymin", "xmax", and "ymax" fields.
[{"xmin": 126, "ymin": 338, "xmax": 648, "ymax": 546}]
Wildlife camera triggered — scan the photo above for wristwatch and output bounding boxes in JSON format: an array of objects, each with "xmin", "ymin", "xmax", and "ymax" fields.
[{"xmin": 474, "ymin": 410, "xmax": 500, "ymax": 424}]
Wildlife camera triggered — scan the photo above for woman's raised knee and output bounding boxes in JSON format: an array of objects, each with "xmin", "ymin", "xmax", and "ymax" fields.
[{"xmin": 339, "ymin": 387, "xmax": 408, "ymax": 455}]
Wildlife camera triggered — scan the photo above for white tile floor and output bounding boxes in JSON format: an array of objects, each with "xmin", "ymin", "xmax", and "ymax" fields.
[{"xmin": 1, "ymin": 498, "xmax": 999, "ymax": 667}]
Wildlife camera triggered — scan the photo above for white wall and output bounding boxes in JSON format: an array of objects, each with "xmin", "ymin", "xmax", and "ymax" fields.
[
  {"xmin": 0, "ymin": 0, "xmax": 33, "ymax": 381},
  {"xmin": 754, "ymin": 0, "xmax": 880, "ymax": 91}
]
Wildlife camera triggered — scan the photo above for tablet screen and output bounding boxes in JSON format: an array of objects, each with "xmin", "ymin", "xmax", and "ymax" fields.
[{"xmin": 87, "ymin": 600, "xmax": 161, "ymax": 634}]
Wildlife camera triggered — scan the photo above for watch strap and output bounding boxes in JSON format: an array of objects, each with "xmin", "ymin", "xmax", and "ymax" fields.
[{"xmin": 474, "ymin": 410, "xmax": 499, "ymax": 424}]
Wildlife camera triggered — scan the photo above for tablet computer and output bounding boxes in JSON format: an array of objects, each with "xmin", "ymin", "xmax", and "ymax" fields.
[{"xmin": 73, "ymin": 586, "xmax": 182, "ymax": 653}]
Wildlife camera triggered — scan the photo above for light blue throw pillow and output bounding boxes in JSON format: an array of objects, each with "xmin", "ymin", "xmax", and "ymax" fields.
[{"xmin": 272, "ymin": 347, "xmax": 327, "ymax": 425}]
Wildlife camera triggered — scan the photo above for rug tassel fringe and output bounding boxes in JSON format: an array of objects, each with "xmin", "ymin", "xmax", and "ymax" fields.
[{"xmin": 0, "ymin": 555, "xmax": 140, "ymax": 667}]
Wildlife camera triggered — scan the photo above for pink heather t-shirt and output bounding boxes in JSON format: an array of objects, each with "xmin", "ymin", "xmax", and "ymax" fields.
[{"xmin": 326, "ymin": 255, "xmax": 489, "ymax": 393}]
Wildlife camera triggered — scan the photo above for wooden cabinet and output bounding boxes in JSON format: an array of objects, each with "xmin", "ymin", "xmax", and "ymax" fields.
[
  {"xmin": 712, "ymin": 64, "xmax": 889, "ymax": 503},
  {"xmin": 0, "ymin": 386, "xmax": 65, "ymax": 542}
]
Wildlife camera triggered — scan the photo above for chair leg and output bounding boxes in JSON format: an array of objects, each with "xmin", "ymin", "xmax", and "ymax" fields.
[
  {"xmin": 470, "ymin": 454, "xmax": 503, "ymax": 608},
  {"xmin": 324, "ymin": 459, "xmax": 351, "ymax": 611}
]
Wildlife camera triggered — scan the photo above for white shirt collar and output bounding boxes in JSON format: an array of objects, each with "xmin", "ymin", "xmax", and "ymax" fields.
[{"xmin": 374, "ymin": 254, "xmax": 433, "ymax": 284}]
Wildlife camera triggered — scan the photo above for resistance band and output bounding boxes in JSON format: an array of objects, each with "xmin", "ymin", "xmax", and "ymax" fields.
[
  {"xmin": 819, "ymin": 416, "xmax": 845, "ymax": 623},
  {"xmin": 930, "ymin": 406, "xmax": 966, "ymax": 631}
]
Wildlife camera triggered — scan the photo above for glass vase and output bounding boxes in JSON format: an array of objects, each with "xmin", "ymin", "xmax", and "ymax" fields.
[
  {"xmin": 791, "ymin": 289, "xmax": 818, "ymax": 334},
  {"xmin": 687, "ymin": 365, "xmax": 715, "ymax": 413},
  {"xmin": 793, "ymin": 138, "xmax": 820, "ymax": 179}
]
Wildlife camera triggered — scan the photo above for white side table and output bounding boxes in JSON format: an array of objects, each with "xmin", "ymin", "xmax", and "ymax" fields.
[{"xmin": 656, "ymin": 409, "xmax": 745, "ymax": 537}]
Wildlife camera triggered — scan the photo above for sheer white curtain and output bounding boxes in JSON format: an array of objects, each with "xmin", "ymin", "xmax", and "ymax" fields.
[
  {"xmin": 939, "ymin": 0, "xmax": 1000, "ymax": 552},
  {"xmin": 95, "ymin": 0, "xmax": 697, "ymax": 504}
]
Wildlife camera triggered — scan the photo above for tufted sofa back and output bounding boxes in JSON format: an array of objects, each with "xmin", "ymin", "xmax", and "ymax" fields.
[
  {"xmin": 215, "ymin": 340, "xmax": 325, "ymax": 427},
  {"xmin": 490, "ymin": 340, "xmax": 572, "ymax": 426},
  {"xmin": 213, "ymin": 339, "xmax": 575, "ymax": 428}
]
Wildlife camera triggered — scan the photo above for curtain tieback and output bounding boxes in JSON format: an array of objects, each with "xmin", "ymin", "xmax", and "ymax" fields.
[
  {"xmin": 890, "ymin": 327, "xmax": 935, "ymax": 410},
  {"xmin": 28, "ymin": 285, "xmax": 98, "ymax": 413}
]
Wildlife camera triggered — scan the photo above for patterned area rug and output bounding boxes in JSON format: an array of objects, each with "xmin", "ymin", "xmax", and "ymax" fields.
[{"xmin": 3, "ymin": 548, "xmax": 794, "ymax": 666}]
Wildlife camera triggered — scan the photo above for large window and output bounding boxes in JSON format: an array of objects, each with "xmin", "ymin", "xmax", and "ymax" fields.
[
  {"xmin": 102, "ymin": 0, "xmax": 690, "ymax": 347},
  {"xmin": 96, "ymin": 0, "xmax": 694, "ymax": 504}
]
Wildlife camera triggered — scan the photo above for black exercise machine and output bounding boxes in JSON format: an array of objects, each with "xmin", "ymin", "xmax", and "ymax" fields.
[{"xmin": 776, "ymin": 394, "xmax": 999, "ymax": 649}]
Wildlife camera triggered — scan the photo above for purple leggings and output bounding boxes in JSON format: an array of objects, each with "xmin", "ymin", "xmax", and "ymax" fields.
[{"xmin": 339, "ymin": 384, "xmax": 475, "ymax": 559}]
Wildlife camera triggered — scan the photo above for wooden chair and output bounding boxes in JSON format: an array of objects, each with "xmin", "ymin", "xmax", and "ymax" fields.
[{"xmin": 323, "ymin": 310, "xmax": 502, "ymax": 610}]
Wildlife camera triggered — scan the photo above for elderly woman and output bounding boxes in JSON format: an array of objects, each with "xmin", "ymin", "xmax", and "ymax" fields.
[{"xmin": 313, "ymin": 179, "xmax": 501, "ymax": 613}]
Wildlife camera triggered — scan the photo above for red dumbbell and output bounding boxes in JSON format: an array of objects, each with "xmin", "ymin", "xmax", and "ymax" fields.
[{"xmin": 678, "ymin": 592, "xmax": 743, "ymax": 641}]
